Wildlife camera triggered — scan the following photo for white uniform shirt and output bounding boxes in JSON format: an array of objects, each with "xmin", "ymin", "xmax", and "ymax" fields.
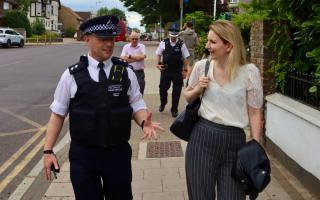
[
  {"xmin": 50, "ymin": 54, "xmax": 147, "ymax": 116},
  {"xmin": 155, "ymin": 39, "xmax": 190, "ymax": 59},
  {"xmin": 189, "ymin": 59, "xmax": 263, "ymax": 128},
  {"xmin": 120, "ymin": 43, "xmax": 146, "ymax": 70}
]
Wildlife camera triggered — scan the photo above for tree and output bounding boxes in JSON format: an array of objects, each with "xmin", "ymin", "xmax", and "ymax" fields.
[
  {"xmin": 97, "ymin": 7, "xmax": 109, "ymax": 16},
  {"xmin": 10, "ymin": 0, "xmax": 31, "ymax": 14},
  {"xmin": 120, "ymin": 0, "xmax": 213, "ymax": 27},
  {"xmin": 3, "ymin": 10, "xmax": 32, "ymax": 36},
  {"xmin": 109, "ymin": 8, "xmax": 127, "ymax": 21},
  {"xmin": 97, "ymin": 7, "xmax": 126, "ymax": 21},
  {"xmin": 31, "ymin": 18, "xmax": 46, "ymax": 35}
]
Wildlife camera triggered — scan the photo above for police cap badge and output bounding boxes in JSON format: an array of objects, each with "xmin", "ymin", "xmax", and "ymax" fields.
[{"xmin": 79, "ymin": 15, "xmax": 120, "ymax": 38}]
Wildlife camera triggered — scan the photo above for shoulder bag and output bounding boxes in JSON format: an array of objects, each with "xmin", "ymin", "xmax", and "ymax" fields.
[{"xmin": 169, "ymin": 59, "xmax": 210, "ymax": 141}]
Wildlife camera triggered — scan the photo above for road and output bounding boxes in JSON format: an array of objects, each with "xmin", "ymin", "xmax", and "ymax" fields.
[{"xmin": 0, "ymin": 43, "xmax": 123, "ymax": 199}]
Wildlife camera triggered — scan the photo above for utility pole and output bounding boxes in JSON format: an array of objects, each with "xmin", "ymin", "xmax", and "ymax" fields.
[
  {"xmin": 180, "ymin": 0, "xmax": 183, "ymax": 30},
  {"xmin": 157, "ymin": 0, "xmax": 162, "ymax": 41},
  {"xmin": 213, "ymin": 0, "xmax": 217, "ymax": 19}
]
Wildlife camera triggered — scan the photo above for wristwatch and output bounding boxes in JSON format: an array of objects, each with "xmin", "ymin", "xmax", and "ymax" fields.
[
  {"xmin": 43, "ymin": 150, "xmax": 54, "ymax": 154},
  {"xmin": 129, "ymin": 55, "xmax": 132, "ymax": 59},
  {"xmin": 140, "ymin": 120, "xmax": 145, "ymax": 129}
]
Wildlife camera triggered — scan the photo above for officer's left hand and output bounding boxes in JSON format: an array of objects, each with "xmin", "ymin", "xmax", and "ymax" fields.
[{"xmin": 141, "ymin": 112, "xmax": 164, "ymax": 140}]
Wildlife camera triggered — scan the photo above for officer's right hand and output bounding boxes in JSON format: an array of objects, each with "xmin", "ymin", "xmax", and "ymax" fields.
[{"xmin": 44, "ymin": 153, "xmax": 59, "ymax": 181}]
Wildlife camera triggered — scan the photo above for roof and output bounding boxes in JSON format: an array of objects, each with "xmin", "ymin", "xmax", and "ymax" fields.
[
  {"xmin": 61, "ymin": 5, "xmax": 84, "ymax": 21},
  {"xmin": 75, "ymin": 11, "xmax": 92, "ymax": 21}
]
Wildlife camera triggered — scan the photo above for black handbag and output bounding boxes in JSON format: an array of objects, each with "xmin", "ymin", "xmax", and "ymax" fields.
[{"xmin": 170, "ymin": 59, "xmax": 210, "ymax": 141}]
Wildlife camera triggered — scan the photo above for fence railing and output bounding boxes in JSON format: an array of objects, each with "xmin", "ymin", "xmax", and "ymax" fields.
[
  {"xmin": 26, "ymin": 38, "xmax": 63, "ymax": 45},
  {"xmin": 282, "ymin": 71, "xmax": 320, "ymax": 111}
]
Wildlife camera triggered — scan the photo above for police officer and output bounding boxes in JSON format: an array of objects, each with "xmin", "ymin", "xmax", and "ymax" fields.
[
  {"xmin": 43, "ymin": 15, "xmax": 163, "ymax": 200},
  {"xmin": 156, "ymin": 28, "xmax": 190, "ymax": 117}
]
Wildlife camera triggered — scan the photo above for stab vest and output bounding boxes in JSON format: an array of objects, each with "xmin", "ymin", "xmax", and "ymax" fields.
[
  {"xmin": 68, "ymin": 56, "xmax": 132, "ymax": 147},
  {"xmin": 162, "ymin": 38, "xmax": 183, "ymax": 73}
]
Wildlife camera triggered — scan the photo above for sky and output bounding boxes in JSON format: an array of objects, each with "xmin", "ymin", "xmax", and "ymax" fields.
[{"xmin": 60, "ymin": 0, "xmax": 145, "ymax": 32}]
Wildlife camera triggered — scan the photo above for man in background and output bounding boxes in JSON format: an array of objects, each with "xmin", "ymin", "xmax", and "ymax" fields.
[
  {"xmin": 121, "ymin": 32, "xmax": 147, "ymax": 95},
  {"xmin": 179, "ymin": 21, "xmax": 199, "ymax": 81}
]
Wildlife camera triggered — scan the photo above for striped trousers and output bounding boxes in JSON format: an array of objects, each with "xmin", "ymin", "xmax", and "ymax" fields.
[{"xmin": 185, "ymin": 118, "xmax": 246, "ymax": 200}]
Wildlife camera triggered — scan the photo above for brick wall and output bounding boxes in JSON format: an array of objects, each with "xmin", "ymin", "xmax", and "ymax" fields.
[
  {"xmin": 250, "ymin": 20, "xmax": 276, "ymax": 97},
  {"xmin": 250, "ymin": 20, "xmax": 276, "ymax": 140}
]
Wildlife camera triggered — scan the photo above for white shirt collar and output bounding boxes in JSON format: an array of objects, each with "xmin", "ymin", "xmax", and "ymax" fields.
[{"xmin": 87, "ymin": 53, "xmax": 112, "ymax": 69}]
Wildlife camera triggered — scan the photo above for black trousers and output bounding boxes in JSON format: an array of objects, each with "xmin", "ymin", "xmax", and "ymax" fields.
[
  {"xmin": 159, "ymin": 71, "xmax": 183, "ymax": 112},
  {"xmin": 133, "ymin": 69, "xmax": 145, "ymax": 95},
  {"xmin": 186, "ymin": 118, "xmax": 246, "ymax": 200},
  {"xmin": 69, "ymin": 141, "xmax": 133, "ymax": 200}
]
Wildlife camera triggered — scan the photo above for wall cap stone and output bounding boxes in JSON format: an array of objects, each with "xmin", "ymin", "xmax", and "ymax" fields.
[{"xmin": 266, "ymin": 93, "xmax": 320, "ymax": 127}]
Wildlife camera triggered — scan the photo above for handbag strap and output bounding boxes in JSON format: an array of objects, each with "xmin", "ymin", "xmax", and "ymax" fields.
[
  {"xmin": 198, "ymin": 59, "xmax": 211, "ymax": 103},
  {"xmin": 204, "ymin": 59, "xmax": 210, "ymax": 77}
]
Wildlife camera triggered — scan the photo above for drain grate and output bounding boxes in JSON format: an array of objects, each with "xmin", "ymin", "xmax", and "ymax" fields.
[{"xmin": 146, "ymin": 141, "xmax": 183, "ymax": 158}]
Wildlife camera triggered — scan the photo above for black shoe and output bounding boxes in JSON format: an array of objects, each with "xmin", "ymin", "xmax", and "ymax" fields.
[
  {"xmin": 171, "ymin": 110, "xmax": 178, "ymax": 118},
  {"xmin": 159, "ymin": 105, "xmax": 165, "ymax": 112}
]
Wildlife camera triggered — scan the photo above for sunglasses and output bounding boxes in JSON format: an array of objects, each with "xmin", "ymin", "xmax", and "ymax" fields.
[{"xmin": 131, "ymin": 38, "xmax": 139, "ymax": 41}]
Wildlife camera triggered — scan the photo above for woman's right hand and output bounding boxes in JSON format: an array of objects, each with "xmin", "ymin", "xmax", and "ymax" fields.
[{"xmin": 196, "ymin": 76, "xmax": 209, "ymax": 93}]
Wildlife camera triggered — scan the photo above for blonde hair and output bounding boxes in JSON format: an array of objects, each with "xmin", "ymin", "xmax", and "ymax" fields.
[{"xmin": 209, "ymin": 20, "xmax": 246, "ymax": 81}]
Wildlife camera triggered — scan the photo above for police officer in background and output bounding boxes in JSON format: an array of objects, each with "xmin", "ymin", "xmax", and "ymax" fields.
[
  {"xmin": 156, "ymin": 28, "xmax": 190, "ymax": 118},
  {"xmin": 43, "ymin": 15, "xmax": 163, "ymax": 200}
]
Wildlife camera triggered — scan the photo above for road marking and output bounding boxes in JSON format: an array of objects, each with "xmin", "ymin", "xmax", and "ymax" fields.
[
  {"xmin": 0, "ymin": 128, "xmax": 40, "ymax": 137},
  {"xmin": 0, "ymin": 108, "xmax": 43, "ymax": 128},
  {"xmin": 0, "ymin": 127, "xmax": 46, "ymax": 176},
  {"xmin": 4, "ymin": 104, "xmax": 50, "ymax": 110},
  {"xmin": 0, "ymin": 137, "xmax": 45, "ymax": 193},
  {"xmin": 8, "ymin": 131, "xmax": 71, "ymax": 200}
]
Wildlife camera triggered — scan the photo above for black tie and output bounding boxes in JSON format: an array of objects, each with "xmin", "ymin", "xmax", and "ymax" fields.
[{"xmin": 98, "ymin": 62, "xmax": 107, "ymax": 82}]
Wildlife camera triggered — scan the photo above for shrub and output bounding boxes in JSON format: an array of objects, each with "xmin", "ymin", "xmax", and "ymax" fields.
[
  {"xmin": 3, "ymin": 10, "xmax": 32, "ymax": 36},
  {"xmin": 31, "ymin": 18, "xmax": 46, "ymax": 35},
  {"xmin": 64, "ymin": 27, "xmax": 76, "ymax": 38}
]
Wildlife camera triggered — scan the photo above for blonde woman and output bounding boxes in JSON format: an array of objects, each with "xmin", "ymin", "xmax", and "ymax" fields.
[{"xmin": 184, "ymin": 20, "xmax": 263, "ymax": 200}]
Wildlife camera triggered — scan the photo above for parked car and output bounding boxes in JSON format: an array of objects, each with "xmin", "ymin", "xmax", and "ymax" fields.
[{"xmin": 0, "ymin": 27, "xmax": 25, "ymax": 48}]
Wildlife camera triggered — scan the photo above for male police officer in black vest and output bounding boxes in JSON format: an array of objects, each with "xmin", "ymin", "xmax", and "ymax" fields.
[
  {"xmin": 156, "ymin": 28, "xmax": 190, "ymax": 117},
  {"xmin": 43, "ymin": 15, "xmax": 163, "ymax": 200}
]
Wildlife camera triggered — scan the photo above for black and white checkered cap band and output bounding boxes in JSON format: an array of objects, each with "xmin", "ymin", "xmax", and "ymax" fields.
[{"xmin": 84, "ymin": 23, "xmax": 117, "ymax": 34}]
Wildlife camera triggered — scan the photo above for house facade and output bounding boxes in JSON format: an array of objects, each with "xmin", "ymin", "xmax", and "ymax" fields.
[{"xmin": 28, "ymin": 0, "xmax": 61, "ymax": 31}]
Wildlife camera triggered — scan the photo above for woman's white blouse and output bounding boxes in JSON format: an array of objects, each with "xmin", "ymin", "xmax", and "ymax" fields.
[{"xmin": 188, "ymin": 59, "xmax": 263, "ymax": 128}]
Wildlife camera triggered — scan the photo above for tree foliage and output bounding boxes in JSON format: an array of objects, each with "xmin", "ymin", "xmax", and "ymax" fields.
[
  {"xmin": 97, "ymin": 7, "xmax": 126, "ymax": 21},
  {"xmin": 3, "ymin": 10, "xmax": 32, "ymax": 36},
  {"xmin": 10, "ymin": 0, "xmax": 31, "ymax": 14},
  {"xmin": 184, "ymin": 11, "xmax": 213, "ymax": 58},
  {"xmin": 97, "ymin": 7, "xmax": 109, "ymax": 16},
  {"xmin": 31, "ymin": 18, "xmax": 46, "ymax": 35},
  {"xmin": 119, "ymin": 0, "xmax": 213, "ymax": 27},
  {"xmin": 232, "ymin": 0, "xmax": 320, "ymax": 92}
]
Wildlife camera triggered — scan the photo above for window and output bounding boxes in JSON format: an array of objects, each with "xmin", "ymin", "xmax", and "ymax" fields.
[
  {"xmin": 36, "ymin": 2, "xmax": 42, "ymax": 16},
  {"xmin": 30, "ymin": 3, "xmax": 36, "ymax": 17},
  {"xmin": 5, "ymin": 30, "xmax": 13, "ymax": 35},
  {"xmin": 3, "ymin": 2, "xmax": 9, "ymax": 10},
  {"xmin": 0, "ymin": 30, "xmax": 3, "ymax": 34}
]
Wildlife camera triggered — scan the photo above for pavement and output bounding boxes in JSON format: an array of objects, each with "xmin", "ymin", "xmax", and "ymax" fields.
[{"xmin": 9, "ymin": 40, "xmax": 318, "ymax": 200}]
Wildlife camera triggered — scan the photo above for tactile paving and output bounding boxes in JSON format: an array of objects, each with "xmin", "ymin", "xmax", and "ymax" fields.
[{"xmin": 146, "ymin": 141, "xmax": 183, "ymax": 158}]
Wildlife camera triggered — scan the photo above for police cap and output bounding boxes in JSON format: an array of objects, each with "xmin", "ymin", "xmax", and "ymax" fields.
[
  {"xmin": 168, "ymin": 28, "xmax": 180, "ymax": 37},
  {"xmin": 79, "ymin": 15, "xmax": 120, "ymax": 38}
]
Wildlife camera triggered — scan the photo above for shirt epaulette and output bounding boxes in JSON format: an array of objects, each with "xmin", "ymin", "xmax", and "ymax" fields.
[
  {"xmin": 111, "ymin": 56, "xmax": 129, "ymax": 67},
  {"xmin": 68, "ymin": 55, "xmax": 88, "ymax": 74}
]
